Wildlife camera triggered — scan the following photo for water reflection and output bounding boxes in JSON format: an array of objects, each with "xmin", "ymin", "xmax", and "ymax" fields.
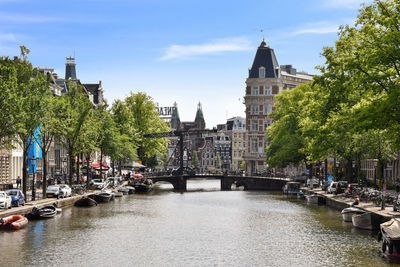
[{"xmin": 0, "ymin": 180, "xmax": 392, "ymax": 266}]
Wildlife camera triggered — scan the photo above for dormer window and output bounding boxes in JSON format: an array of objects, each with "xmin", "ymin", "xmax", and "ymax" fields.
[{"xmin": 259, "ymin": 67, "xmax": 266, "ymax": 78}]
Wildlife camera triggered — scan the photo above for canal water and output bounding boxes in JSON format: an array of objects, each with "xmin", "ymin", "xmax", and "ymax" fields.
[{"xmin": 0, "ymin": 180, "xmax": 396, "ymax": 266}]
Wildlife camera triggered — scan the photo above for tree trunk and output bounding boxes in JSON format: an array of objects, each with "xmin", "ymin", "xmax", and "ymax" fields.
[
  {"xmin": 86, "ymin": 152, "xmax": 91, "ymax": 188},
  {"xmin": 100, "ymin": 149, "xmax": 103, "ymax": 179},
  {"xmin": 22, "ymin": 147, "xmax": 28, "ymax": 201},
  {"xmin": 112, "ymin": 161, "xmax": 115, "ymax": 176},
  {"xmin": 69, "ymin": 148, "xmax": 74, "ymax": 186},
  {"xmin": 42, "ymin": 150, "xmax": 47, "ymax": 199},
  {"xmin": 333, "ymin": 157, "xmax": 337, "ymax": 181},
  {"xmin": 76, "ymin": 154, "xmax": 80, "ymax": 183},
  {"xmin": 345, "ymin": 158, "xmax": 353, "ymax": 182},
  {"xmin": 325, "ymin": 158, "xmax": 328, "ymax": 180},
  {"xmin": 119, "ymin": 159, "xmax": 122, "ymax": 176},
  {"xmin": 356, "ymin": 158, "xmax": 361, "ymax": 186}
]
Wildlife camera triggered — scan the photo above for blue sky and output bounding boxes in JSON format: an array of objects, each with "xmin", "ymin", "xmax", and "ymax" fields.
[{"xmin": 0, "ymin": 0, "xmax": 370, "ymax": 127}]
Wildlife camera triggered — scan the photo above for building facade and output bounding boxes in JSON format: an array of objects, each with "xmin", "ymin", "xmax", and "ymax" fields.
[{"xmin": 243, "ymin": 40, "xmax": 313, "ymax": 175}]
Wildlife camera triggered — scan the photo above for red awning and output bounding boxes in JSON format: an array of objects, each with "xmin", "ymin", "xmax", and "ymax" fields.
[
  {"xmin": 133, "ymin": 173, "xmax": 143, "ymax": 178},
  {"xmin": 92, "ymin": 162, "xmax": 110, "ymax": 170}
]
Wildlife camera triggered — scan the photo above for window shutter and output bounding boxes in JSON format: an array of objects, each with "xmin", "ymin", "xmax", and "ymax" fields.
[{"xmin": 272, "ymin": 86, "xmax": 279, "ymax": 94}]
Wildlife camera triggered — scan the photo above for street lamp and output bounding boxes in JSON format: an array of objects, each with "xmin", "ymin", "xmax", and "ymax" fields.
[{"xmin": 29, "ymin": 156, "xmax": 37, "ymax": 201}]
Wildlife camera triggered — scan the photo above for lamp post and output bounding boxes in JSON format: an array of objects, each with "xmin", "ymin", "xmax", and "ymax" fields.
[{"xmin": 29, "ymin": 156, "xmax": 37, "ymax": 201}]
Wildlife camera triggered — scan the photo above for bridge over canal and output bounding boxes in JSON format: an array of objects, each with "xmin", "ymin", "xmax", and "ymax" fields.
[{"xmin": 146, "ymin": 174, "xmax": 289, "ymax": 191}]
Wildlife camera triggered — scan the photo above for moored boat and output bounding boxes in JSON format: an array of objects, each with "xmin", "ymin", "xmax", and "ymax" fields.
[
  {"xmin": 133, "ymin": 178, "xmax": 153, "ymax": 193},
  {"xmin": 341, "ymin": 207, "xmax": 365, "ymax": 222},
  {"xmin": 26, "ymin": 206, "xmax": 58, "ymax": 220},
  {"xmin": 379, "ymin": 218, "xmax": 400, "ymax": 258},
  {"xmin": 118, "ymin": 187, "xmax": 129, "ymax": 195},
  {"xmin": 114, "ymin": 191, "xmax": 123, "ymax": 197},
  {"xmin": 0, "ymin": 215, "xmax": 28, "ymax": 230},
  {"xmin": 89, "ymin": 193, "xmax": 112, "ymax": 203},
  {"xmin": 283, "ymin": 182, "xmax": 301, "ymax": 195},
  {"xmin": 74, "ymin": 197, "xmax": 98, "ymax": 207},
  {"xmin": 352, "ymin": 212, "xmax": 386, "ymax": 230}
]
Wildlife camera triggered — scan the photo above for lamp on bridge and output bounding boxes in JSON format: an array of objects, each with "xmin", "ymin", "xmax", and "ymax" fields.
[{"xmin": 29, "ymin": 156, "xmax": 37, "ymax": 201}]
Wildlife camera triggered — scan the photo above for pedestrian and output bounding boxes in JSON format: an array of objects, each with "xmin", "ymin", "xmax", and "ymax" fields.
[{"xmin": 16, "ymin": 176, "xmax": 21, "ymax": 188}]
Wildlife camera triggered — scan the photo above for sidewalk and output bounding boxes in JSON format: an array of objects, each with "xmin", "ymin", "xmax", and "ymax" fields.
[{"xmin": 305, "ymin": 187, "xmax": 400, "ymax": 219}]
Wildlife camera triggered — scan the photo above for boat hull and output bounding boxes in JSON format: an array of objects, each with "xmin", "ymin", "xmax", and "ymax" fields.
[
  {"xmin": 0, "ymin": 215, "xmax": 28, "ymax": 230},
  {"xmin": 74, "ymin": 197, "xmax": 97, "ymax": 207},
  {"xmin": 352, "ymin": 212, "xmax": 385, "ymax": 230},
  {"xmin": 27, "ymin": 206, "xmax": 57, "ymax": 220},
  {"xmin": 341, "ymin": 207, "xmax": 365, "ymax": 222}
]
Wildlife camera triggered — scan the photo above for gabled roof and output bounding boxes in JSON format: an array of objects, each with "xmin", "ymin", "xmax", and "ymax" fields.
[{"xmin": 248, "ymin": 40, "xmax": 279, "ymax": 78}]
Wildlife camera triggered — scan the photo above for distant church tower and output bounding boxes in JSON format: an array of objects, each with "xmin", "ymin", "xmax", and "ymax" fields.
[
  {"xmin": 65, "ymin": 56, "xmax": 77, "ymax": 80},
  {"xmin": 194, "ymin": 102, "xmax": 205, "ymax": 130},
  {"xmin": 171, "ymin": 102, "xmax": 181, "ymax": 130}
]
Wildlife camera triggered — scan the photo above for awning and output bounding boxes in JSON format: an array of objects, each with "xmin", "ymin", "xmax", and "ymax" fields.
[
  {"xmin": 92, "ymin": 162, "xmax": 110, "ymax": 170},
  {"xmin": 133, "ymin": 173, "xmax": 143, "ymax": 178}
]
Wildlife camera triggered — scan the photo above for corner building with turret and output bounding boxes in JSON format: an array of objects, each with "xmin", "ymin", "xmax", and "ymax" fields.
[{"xmin": 244, "ymin": 40, "xmax": 313, "ymax": 175}]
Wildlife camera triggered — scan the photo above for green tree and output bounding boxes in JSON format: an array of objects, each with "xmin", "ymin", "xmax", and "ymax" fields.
[
  {"xmin": 191, "ymin": 150, "xmax": 199, "ymax": 169},
  {"xmin": 12, "ymin": 46, "xmax": 51, "ymax": 199},
  {"xmin": 125, "ymin": 92, "xmax": 169, "ymax": 165},
  {"xmin": 0, "ymin": 57, "xmax": 18, "ymax": 147},
  {"xmin": 58, "ymin": 80, "xmax": 93, "ymax": 185},
  {"xmin": 216, "ymin": 154, "xmax": 222, "ymax": 170}
]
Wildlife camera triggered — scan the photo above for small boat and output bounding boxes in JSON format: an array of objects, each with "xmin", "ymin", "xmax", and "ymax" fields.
[
  {"xmin": 125, "ymin": 186, "xmax": 135, "ymax": 194},
  {"xmin": 297, "ymin": 190, "xmax": 305, "ymax": 199},
  {"xmin": 26, "ymin": 206, "xmax": 58, "ymax": 220},
  {"xmin": 118, "ymin": 187, "xmax": 129, "ymax": 195},
  {"xmin": 114, "ymin": 192, "xmax": 123, "ymax": 197},
  {"xmin": 133, "ymin": 178, "xmax": 153, "ymax": 193},
  {"xmin": 88, "ymin": 193, "xmax": 112, "ymax": 203},
  {"xmin": 341, "ymin": 207, "xmax": 365, "ymax": 222},
  {"xmin": 379, "ymin": 218, "xmax": 400, "ymax": 257},
  {"xmin": 0, "ymin": 215, "xmax": 28, "ymax": 230},
  {"xmin": 352, "ymin": 212, "xmax": 386, "ymax": 230},
  {"xmin": 101, "ymin": 190, "xmax": 115, "ymax": 201},
  {"xmin": 74, "ymin": 197, "xmax": 98, "ymax": 207},
  {"xmin": 306, "ymin": 194, "xmax": 319, "ymax": 204},
  {"xmin": 283, "ymin": 182, "xmax": 301, "ymax": 195}
]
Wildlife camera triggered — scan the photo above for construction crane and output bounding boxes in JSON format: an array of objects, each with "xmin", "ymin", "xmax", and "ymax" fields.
[{"xmin": 143, "ymin": 128, "xmax": 217, "ymax": 175}]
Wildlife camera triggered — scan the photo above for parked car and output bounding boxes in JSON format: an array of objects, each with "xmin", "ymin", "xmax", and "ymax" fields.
[
  {"xmin": 91, "ymin": 179, "xmax": 105, "ymax": 190},
  {"xmin": 0, "ymin": 191, "xmax": 12, "ymax": 209},
  {"xmin": 59, "ymin": 184, "xmax": 72, "ymax": 198},
  {"xmin": 322, "ymin": 180, "xmax": 333, "ymax": 191},
  {"xmin": 336, "ymin": 181, "xmax": 348, "ymax": 194},
  {"xmin": 327, "ymin": 182, "xmax": 338, "ymax": 194},
  {"xmin": 5, "ymin": 189, "xmax": 25, "ymax": 207},
  {"xmin": 46, "ymin": 185, "xmax": 62, "ymax": 199}
]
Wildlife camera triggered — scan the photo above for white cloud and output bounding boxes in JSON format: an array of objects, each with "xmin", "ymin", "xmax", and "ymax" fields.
[
  {"xmin": 160, "ymin": 37, "xmax": 252, "ymax": 61},
  {"xmin": 0, "ymin": 12, "xmax": 63, "ymax": 23},
  {"xmin": 288, "ymin": 21, "xmax": 345, "ymax": 36},
  {"xmin": 0, "ymin": 33, "xmax": 17, "ymax": 42},
  {"xmin": 323, "ymin": 0, "xmax": 372, "ymax": 9}
]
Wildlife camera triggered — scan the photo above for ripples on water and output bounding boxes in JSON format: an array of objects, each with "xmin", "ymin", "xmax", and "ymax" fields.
[{"xmin": 0, "ymin": 180, "xmax": 395, "ymax": 266}]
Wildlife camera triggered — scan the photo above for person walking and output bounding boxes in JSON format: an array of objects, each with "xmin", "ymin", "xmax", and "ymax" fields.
[{"xmin": 16, "ymin": 176, "xmax": 21, "ymax": 188}]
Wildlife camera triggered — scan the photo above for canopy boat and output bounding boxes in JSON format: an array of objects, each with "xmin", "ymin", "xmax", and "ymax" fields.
[
  {"xmin": 352, "ymin": 212, "xmax": 386, "ymax": 230},
  {"xmin": 26, "ymin": 205, "xmax": 58, "ymax": 220},
  {"xmin": 0, "ymin": 215, "xmax": 28, "ymax": 230},
  {"xmin": 379, "ymin": 218, "xmax": 400, "ymax": 257},
  {"xmin": 74, "ymin": 197, "xmax": 98, "ymax": 207},
  {"xmin": 341, "ymin": 207, "xmax": 365, "ymax": 222},
  {"xmin": 283, "ymin": 182, "xmax": 301, "ymax": 195}
]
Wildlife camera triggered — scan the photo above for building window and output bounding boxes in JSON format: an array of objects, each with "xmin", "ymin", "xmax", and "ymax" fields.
[
  {"xmin": 251, "ymin": 120, "xmax": 258, "ymax": 131},
  {"xmin": 265, "ymin": 86, "xmax": 272, "ymax": 96},
  {"xmin": 259, "ymin": 67, "xmax": 266, "ymax": 78},
  {"xmin": 251, "ymin": 104, "xmax": 259, "ymax": 115},
  {"xmin": 252, "ymin": 86, "xmax": 259, "ymax": 96},
  {"xmin": 264, "ymin": 104, "xmax": 272, "ymax": 114},
  {"xmin": 251, "ymin": 139, "xmax": 257, "ymax": 153}
]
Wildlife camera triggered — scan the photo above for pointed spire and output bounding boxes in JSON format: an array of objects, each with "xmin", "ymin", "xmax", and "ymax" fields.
[
  {"xmin": 171, "ymin": 102, "xmax": 181, "ymax": 130},
  {"xmin": 195, "ymin": 102, "xmax": 204, "ymax": 122}
]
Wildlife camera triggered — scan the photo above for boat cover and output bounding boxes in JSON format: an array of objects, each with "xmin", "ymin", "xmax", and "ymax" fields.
[
  {"xmin": 381, "ymin": 219, "xmax": 400, "ymax": 239},
  {"xmin": 341, "ymin": 207, "xmax": 365, "ymax": 214}
]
